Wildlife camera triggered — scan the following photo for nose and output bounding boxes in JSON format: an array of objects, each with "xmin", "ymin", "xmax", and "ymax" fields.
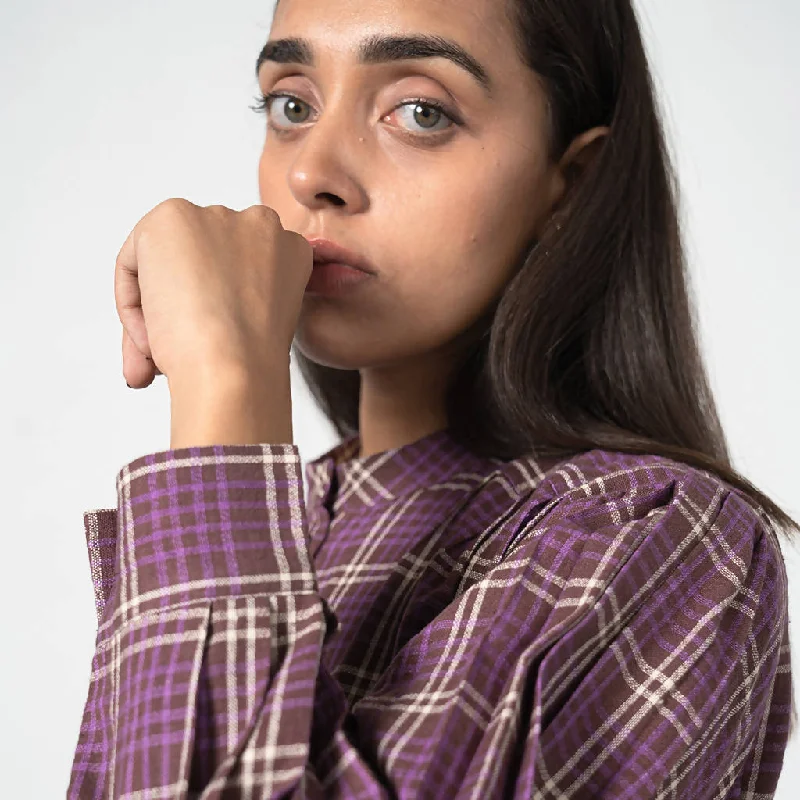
[{"xmin": 284, "ymin": 100, "xmax": 369, "ymax": 214}]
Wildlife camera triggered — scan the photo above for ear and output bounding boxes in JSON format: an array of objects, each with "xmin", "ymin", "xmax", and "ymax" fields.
[{"xmin": 548, "ymin": 125, "xmax": 610, "ymax": 216}]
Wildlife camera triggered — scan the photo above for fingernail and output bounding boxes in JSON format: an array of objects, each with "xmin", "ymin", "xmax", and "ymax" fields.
[{"xmin": 126, "ymin": 382, "xmax": 132, "ymax": 388}]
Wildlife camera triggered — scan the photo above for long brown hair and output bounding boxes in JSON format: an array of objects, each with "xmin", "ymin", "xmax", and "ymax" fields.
[{"xmin": 291, "ymin": 0, "xmax": 800, "ymax": 547}]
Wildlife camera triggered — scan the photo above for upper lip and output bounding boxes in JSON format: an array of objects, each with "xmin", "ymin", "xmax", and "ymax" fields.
[{"xmin": 303, "ymin": 237, "xmax": 377, "ymax": 275}]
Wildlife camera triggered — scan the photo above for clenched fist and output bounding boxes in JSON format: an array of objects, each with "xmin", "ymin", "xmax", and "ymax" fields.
[{"xmin": 116, "ymin": 198, "xmax": 313, "ymax": 391}]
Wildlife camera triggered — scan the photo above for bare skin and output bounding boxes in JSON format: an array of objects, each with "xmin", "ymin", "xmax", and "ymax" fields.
[{"xmin": 257, "ymin": 0, "xmax": 608, "ymax": 457}]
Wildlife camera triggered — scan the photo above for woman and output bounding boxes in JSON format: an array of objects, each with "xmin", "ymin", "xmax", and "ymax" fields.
[{"xmin": 68, "ymin": 0, "xmax": 796, "ymax": 797}]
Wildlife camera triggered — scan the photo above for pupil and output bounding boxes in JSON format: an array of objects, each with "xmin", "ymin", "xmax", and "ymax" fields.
[
  {"xmin": 415, "ymin": 104, "xmax": 438, "ymax": 128},
  {"xmin": 287, "ymin": 100, "xmax": 306, "ymax": 122}
]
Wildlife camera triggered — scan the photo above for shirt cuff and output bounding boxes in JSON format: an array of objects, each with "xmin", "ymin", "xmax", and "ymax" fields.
[{"xmin": 94, "ymin": 443, "xmax": 323, "ymax": 631}]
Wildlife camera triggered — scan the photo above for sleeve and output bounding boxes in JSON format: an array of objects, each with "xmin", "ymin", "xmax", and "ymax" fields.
[
  {"xmin": 499, "ymin": 476, "xmax": 793, "ymax": 799},
  {"xmin": 67, "ymin": 445, "xmax": 793, "ymax": 799}
]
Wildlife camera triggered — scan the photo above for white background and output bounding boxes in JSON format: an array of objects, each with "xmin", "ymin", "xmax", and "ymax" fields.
[{"xmin": 0, "ymin": 1, "xmax": 797, "ymax": 795}]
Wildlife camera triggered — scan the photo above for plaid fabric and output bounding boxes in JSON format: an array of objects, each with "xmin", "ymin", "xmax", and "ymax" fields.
[{"xmin": 68, "ymin": 428, "xmax": 792, "ymax": 798}]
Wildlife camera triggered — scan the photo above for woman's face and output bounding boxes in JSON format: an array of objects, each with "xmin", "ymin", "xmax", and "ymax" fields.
[{"xmin": 257, "ymin": 0, "xmax": 564, "ymax": 370}]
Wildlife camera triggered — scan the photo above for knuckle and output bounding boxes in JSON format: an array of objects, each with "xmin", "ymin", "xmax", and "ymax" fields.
[
  {"xmin": 246, "ymin": 204, "xmax": 281, "ymax": 224},
  {"xmin": 154, "ymin": 197, "xmax": 194, "ymax": 220},
  {"xmin": 161, "ymin": 197, "xmax": 193, "ymax": 210}
]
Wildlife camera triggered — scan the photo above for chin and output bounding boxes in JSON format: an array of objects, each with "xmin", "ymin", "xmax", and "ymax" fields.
[
  {"xmin": 292, "ymin": 326, "xmax": 368, "ymax": 371},
  {"xmin": 292, "ymin": 297, "xmax": 390, "ymax": 370}
]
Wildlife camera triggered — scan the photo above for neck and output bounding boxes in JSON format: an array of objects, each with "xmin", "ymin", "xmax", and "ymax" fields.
[
  {"xmin": 355, "ymin": 312, "xmax": 493, "ymax": 458},
  {"xmin": 357, "ymin": 353, "xmax": 455, "ymax": 458}
]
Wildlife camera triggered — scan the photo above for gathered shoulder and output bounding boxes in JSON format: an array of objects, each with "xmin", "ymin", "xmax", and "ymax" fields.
[
  {"xmin": 504, "ymin": 447, "xmax": 738, "ymax": 503},
  {"xmin": 470, "ymin": 447, "xmax": 783, "ymax": 579},
  {"xmin": 501, "ymin": 447, "xmax": 769, "ymax": 527}
]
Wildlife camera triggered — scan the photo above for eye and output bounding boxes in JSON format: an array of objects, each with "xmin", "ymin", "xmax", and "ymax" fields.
[
  {"xmin": 250, "ymin": 92, "xmax": 312, "ymax": 129},
  {"xmin": 250, "ymin": 92, "xmax": 462, "ymax": 138},
  {"xmin": 387, "ymin": 98, "xmax": 457, "ymax": 135}
]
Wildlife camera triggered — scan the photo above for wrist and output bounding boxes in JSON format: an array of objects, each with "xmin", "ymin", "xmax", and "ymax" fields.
[{"xmin": 168, "ymin": 356, "xmax": 293, "ymax": 448}]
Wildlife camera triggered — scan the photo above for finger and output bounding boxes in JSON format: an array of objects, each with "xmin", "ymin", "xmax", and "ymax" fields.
[
  {"xmin": 114, "ymin": 223, "xmax": 152, "ymax": 358},
  {"xmin": 122, "ymin": 326, "xmax": 156, "ymax": 388}
]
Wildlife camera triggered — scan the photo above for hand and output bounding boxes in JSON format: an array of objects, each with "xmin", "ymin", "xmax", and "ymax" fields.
[{"xmin": 116, "ymin": 198, "xmax": 313, "ymax": 391}]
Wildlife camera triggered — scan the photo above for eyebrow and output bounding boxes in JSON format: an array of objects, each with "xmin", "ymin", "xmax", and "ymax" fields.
[{"xmin": 255, "ymin": 33, "xmax": 493, "ymax": 97}]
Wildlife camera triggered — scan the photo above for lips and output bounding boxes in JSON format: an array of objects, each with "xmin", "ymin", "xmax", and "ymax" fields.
[{"xmin": 303, "ymin": 237, "xmax": 377, "ymax": 275}]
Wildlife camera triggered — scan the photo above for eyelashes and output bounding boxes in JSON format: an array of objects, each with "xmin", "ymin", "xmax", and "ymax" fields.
[{"xmin": 250, "ymin": 91, "xmax": 463, "ymax": 139}]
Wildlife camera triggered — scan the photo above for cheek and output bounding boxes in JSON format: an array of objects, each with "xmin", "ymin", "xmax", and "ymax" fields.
[
  {"xmin": 401, "ymin": 172, "xmax": 538, "ymax": 317},
  {"xmin": 257, "ymin": 153, "xmax": 272, "ymax": 205},
  {"xmin": 258, "ymin": 148, "xmax": 286, "ymax": 208}
]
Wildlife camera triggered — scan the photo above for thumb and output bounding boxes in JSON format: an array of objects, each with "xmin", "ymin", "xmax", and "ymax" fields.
[{"xmin": 122, "ymin": 326, "xmax": 157, "ymax": 388}]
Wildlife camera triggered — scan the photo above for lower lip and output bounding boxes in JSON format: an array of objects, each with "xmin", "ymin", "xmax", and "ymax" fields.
[{"xmin": 304, "ymin": 262, "xmax": 374, "ymax": 296}]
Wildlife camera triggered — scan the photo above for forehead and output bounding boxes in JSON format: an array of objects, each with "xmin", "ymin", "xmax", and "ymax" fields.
[{"xmin": 271, "ymin": 0, "xmax": 514, "ymax": 57}]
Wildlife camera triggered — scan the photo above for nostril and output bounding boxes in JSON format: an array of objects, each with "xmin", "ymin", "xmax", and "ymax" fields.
[{"xmin": 318, "ymin": 192, "xmax": 345, "ymax": 206}]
